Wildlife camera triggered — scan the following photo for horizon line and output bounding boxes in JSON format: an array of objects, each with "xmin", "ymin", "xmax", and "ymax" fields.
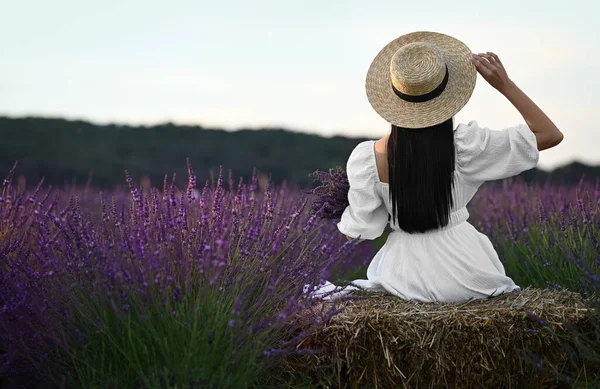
[{"xmin": 1, "ymin": 113, "xmax": 596, "ymax": 172}]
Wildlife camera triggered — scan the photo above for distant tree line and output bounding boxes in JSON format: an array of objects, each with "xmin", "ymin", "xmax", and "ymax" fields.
[{"xmin": 0, "ymin": 116, "xmax": 597, "ymax": 191}]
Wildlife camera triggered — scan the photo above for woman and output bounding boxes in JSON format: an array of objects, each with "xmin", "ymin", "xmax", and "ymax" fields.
[{"xmin": 305, "ymin": 31, "xmax": 563, "ymax": 303}]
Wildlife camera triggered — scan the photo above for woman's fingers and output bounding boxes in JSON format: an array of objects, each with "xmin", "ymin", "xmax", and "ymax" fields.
[
  {"xmin": 487, "ymin": 52, "xmax": 502, "ymax": 64},
  {"xmin": 473, "ymin": 54, "xmax": 490, "ymax": 69},
  {"xmin": 478, "ymin": 53, "xmax": 497, "ymax": 66},
  {"xmin": 471, "ymin": 54, "xmax": 491, "ymax": 74},
  {"xmin": 471, "ymin": 54, "xmax": 485, "ymax": 65},
  {"xmin": 479, "ymin": 53, "xmax": 504, "ymax": 75},
  {"xmin": 471, "ymin": 51, "xmax": 510, "ymax": 92},
  {"xmin": 470, "ymin": 54, "xmax": 484, "ymax": 68},
  {"xmin": 473, "ymin": 53, "xmax": 490, "ymax": 65}
]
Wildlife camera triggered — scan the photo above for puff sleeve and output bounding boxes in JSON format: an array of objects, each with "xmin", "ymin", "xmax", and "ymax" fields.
[
  {"xmin": 455, "ymin": 120, "xmax": 540, "ymax": 187},
  {"xmin": 337, "ymin": 142, "xmax": 389, "ymax": 240}
]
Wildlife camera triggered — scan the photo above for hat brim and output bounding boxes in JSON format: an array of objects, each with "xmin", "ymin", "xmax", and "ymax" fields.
[{"xmin": 366, "ymin": 31, "xmax": 476, "ymax": 129}]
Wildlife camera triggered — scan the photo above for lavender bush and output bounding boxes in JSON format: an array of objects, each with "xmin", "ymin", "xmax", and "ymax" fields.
[
  {"xmin": 468, "ymin": 179, "xmax": 600, "ymax": 297},
  {"xmin": 469, "ymin": 180, "xmax": 600, "ymax": 385},
  {"xmin": 305, "ymin": 167, "xmax": 350, "ymax": 220},
  {"xmin": 0, "ymin": 160, "xmax": 375, "ymax": 388},
  {"xmin": 2, "ymin": 158, "xmax": 600, "ymax": 387}
]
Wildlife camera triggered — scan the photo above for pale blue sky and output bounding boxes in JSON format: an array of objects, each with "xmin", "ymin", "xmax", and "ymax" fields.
[{"xmin": 1, "ymin": 0, "xmax": 598, "ymax": 170}]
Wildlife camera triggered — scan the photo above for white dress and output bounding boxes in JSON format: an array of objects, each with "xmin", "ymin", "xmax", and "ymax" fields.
[{"xmin": 305, "ymin": 120, "xmax": 540, "ymax": 303}]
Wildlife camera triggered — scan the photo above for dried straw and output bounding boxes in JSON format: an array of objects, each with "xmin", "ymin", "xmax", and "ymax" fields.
[{"xmin": 280, "ymin": 287, "xmax": 599, "ymax": 389}]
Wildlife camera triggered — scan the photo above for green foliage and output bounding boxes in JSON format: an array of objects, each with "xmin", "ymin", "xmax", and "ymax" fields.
[
  {"xmin": 0, "ymin": 117, "xmax": 369, "ymax": 189},
  {"xmin": 45, "ymin": 289, "xmax": 262, "ymax": 389},
  {"xmin": 496, "ymin": 223, "xmax": 600, "ymax": 294},
  {"xmin": 1, "ymin": 116, "xmax": 597, "ymax": 191}
]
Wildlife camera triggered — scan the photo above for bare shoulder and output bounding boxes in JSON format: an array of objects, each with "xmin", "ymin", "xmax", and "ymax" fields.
[
  {"xmin": 373, "ymin": 136, "xmax": 389, "ymax": 183},
  {"xmin": 374, "ymin": 136, "xmax": 389, "ymax": 154}
]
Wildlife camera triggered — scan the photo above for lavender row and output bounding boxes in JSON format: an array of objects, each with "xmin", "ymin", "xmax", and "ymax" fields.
[{"xmin": 0, "ymin": 160, "xmax": 374, "ymax": 384}]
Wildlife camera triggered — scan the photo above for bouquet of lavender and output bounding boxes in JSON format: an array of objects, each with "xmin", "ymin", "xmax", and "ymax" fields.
[{"xmin": 306, "ymin": 167, "xmax": 350, "ymax": 220}]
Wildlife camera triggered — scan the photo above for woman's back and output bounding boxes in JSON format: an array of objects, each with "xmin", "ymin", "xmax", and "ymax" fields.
[
  {"xmin": 359, "ymin": 120, "xmax": 539, "ymax": 232},
  {"xmin": 304, "ymin": 31, "xmax": 563, "ymax": 303},
  {"xmin": 308, "ymin": 120, "xmax": 541, "ymax": 303}
]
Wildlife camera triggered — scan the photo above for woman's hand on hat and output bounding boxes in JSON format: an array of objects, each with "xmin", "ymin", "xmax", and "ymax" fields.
[{"xmin": 470, "ymin": 52, "xmax": 514, "ymax": 94}]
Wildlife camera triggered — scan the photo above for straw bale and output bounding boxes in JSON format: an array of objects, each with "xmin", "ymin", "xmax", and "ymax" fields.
[{"xmin": 281, "ymin": 287, "xmax": 599, "ymax": 389}]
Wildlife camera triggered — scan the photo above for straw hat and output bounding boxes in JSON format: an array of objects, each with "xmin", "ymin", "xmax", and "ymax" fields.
[{"xmin": 365, "ymin": 31, "xmax": 476, "ymax": 129}]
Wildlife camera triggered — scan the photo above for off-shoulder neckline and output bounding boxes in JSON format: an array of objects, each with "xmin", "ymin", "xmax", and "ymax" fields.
[
  {"xmin": 369, "ymin": 140, "xmax": 389, "ymax": 186},
  {"xmin": 365, "ymin": 124, "xmax": 466, "ymax": 187}
]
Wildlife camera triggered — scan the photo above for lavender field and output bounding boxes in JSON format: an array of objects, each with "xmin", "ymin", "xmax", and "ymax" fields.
[{"xmin": 1, "ymin": 160, "xmax": 599, "ymax": 388}]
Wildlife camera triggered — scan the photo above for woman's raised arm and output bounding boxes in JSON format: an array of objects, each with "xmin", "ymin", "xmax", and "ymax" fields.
[{"xmin": 471, "ymin": 52, "xmax": 564, "ymax": 151}]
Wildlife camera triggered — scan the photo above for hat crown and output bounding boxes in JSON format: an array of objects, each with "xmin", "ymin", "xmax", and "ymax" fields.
[{"xmin": 390, "ymin": 42, "xmax": 447, "ymax": 97}]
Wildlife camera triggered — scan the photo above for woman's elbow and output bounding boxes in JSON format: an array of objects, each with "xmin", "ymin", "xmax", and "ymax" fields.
[
  {"xmin": 555, "ymin": 131, "xmax": 564, "ymax": 145},
  {"xmin": 549, "ymin": 131, "xmax": 564, "ymax": 148},
  {"xmin": 538, "ymin": 131, "xmax": 564, "ymax": 150}
]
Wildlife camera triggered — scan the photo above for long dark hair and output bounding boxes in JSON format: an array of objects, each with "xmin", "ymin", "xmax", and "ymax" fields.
[{"xmin": 386, "ymin": 117, "xmax": 455, "ymax": 233}]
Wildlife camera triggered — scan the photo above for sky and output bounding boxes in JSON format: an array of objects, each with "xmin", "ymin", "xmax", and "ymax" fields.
[{"xmin": 1, "ymin": 0, "xmax": 598, "ymax": 170}]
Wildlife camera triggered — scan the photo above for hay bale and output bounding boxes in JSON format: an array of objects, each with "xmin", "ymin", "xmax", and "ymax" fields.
[{"xmin": 282, "ymin": 287, "xmax": 598, "ymax": 389}]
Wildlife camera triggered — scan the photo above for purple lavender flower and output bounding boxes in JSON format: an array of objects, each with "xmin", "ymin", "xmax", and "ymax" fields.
[
  {"xmin": 2, "ymin": 160, "xmax": 599, "ymax": 387},
  {"xmin": 305, "ymin": 167, "xmax": 350, "ymax": 220},
  {"xmin": 2, "ymin": 161, "xmax": 17, "ymax": 188},
  {"xmin": 186, "ymin": 157, "xmax": 197, "ymax": 202}
]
